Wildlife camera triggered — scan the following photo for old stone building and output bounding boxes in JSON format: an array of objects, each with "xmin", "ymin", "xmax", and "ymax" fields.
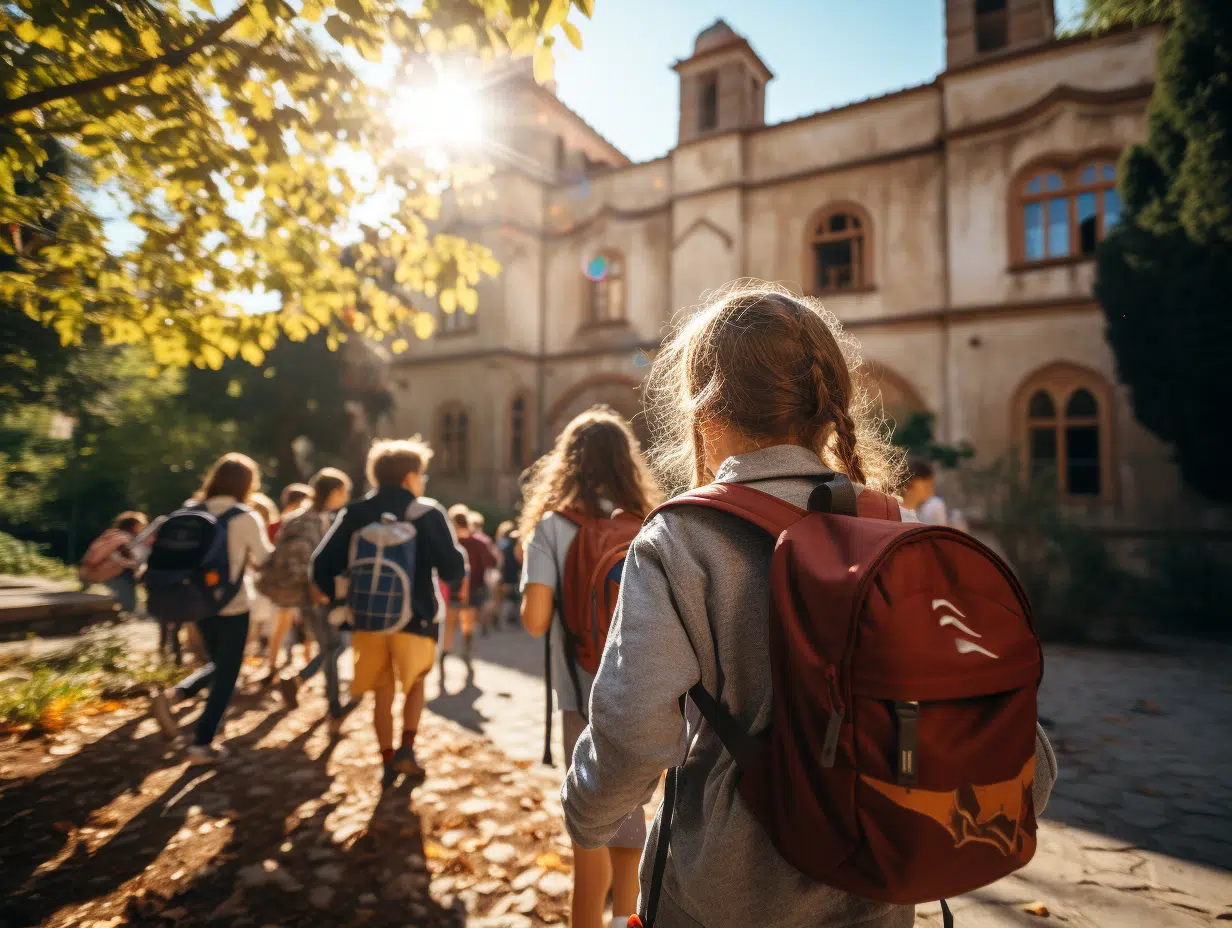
[{"xmin": 375, "ymin": 0, "xmax": 1197, "ymax": 530}]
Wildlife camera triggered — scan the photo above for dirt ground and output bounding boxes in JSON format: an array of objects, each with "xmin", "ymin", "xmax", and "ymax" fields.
[{"xmin": 0, "ymin": 672, "xmax": 576, "ymax": 928}]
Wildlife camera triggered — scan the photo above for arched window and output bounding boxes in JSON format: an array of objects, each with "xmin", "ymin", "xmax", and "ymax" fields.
[
  {"xmin": 508, "ymin": 394, "xmax": 529, "ymax": 472},
  {"xmin": 438, "ymin": 404, "xmax": 470, "ymax": 475},
  {"xmin": 1018, "ymin": 161, "xmax": 1120, "ymax": 264},
  {"xmin": 1017, "ymin": 367, "xmax": 1112, "ymax": 498},
  {"xmin": 809, "ymin": 206, "xmax": 870, "ymax": 294},
  {"xmin": 586, "ymin": 250, "xmax": 626, "ymax": 325},
  {"xmin": 440, "ymin": 303, "xmax": 477, "ymax": 335}
]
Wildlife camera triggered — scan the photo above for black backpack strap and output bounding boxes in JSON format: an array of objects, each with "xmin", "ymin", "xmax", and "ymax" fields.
[
  {"xmin": 543, "ymin": 622, "xmax": 555, "ymax": 766},
  {"xmin": 640, "ymin": 765, "xmax": 679, "ymax": 928},
  {"xmin": 641, "ymin": 684, "xmax": 757, "ymax": 928},
  {"xmin": 941, "ymin": 899, "xmax": 954, "ymax": 928},
  {"xmin": 685, "ymin": 683, "xmax": 760, "ymax": 772}
]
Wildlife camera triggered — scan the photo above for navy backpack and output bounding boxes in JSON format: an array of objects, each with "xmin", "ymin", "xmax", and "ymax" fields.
[{"xmin": 145, "ymin": 503, "xmax": 248, "ymax": 623}]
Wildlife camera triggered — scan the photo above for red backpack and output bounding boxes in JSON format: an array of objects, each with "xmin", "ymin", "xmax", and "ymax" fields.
[
  {"xmin": 541, "ymin": 508, "xmax": 643, "ymax": 764},
  {"xmin": 639, "ymin": 475, "xmax": 1042, "ymax": 928}
]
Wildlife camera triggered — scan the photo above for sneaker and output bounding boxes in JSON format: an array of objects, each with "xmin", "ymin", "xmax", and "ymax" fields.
[
  {"xmin": 380, "ymin": 763, "xmax": 398, "ymax": 789},
  {"xmin": 278, "ymin": 674, "xmax": 300, "ymax": 709},
  {"xmin": 391, "ymin": 745, "xmax": 425, "ymax": 781},
  {"xmin": 186, "ymin": 744, "xmax": 227, "ymax": 766},
  {"xmin": 150, "ymin": 689, "xmax": 179, "ymax": 740}
]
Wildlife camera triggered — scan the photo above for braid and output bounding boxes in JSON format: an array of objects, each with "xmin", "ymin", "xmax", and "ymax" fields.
[
  {"xmin": 692, "ymin": 425, "xmax": 710, "ymax": 486},
  {"xmin": 833, "ymin": 408, "xmax": 867, "ymax": 485}
]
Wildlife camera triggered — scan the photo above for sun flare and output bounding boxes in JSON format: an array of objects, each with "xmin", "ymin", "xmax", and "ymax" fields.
[{"xmin": 391, "ymin": 73, "xmax": 486, "ymax": 166}]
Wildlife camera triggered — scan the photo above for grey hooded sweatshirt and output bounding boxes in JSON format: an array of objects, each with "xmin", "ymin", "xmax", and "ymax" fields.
[{"xmin": 562, "ymin": 445, "xmax": 1058, "ymax": 928}]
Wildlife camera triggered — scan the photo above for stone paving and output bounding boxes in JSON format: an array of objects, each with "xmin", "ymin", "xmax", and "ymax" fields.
[
  {"xmin": 444, "ymin": 628, "xmax": 1232, "ymax": 927},
  {"xmin": 5, "ymin": 621, "xmax": 1230, "ymax": 926}
]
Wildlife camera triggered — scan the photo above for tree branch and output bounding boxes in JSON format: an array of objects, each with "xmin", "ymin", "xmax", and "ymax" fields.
[{"xmin": 0, "ymin": 2, "xmax": 252, "ymax": 119}]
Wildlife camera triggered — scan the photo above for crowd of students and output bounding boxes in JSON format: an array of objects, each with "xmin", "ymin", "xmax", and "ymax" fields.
[{"xmin": 80, "ymin": 280, "xmax": 1058, "ymax": 928}]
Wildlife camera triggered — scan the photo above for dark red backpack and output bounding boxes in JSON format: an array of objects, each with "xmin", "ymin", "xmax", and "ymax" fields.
[
  {"xmin": 541, "ymin": 508, "xmax": 643, "ymax": 765},
  {"xmin": 638, "ymin": 475, "xmax": 1042, "ymax": 927}
]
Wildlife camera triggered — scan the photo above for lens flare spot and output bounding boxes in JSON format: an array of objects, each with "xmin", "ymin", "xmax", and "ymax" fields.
[{"xmin": 583, "ymin": 255, "xmax": 609, "ymax": 282}]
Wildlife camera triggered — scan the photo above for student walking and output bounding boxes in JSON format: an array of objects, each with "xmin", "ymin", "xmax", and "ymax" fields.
[
  {"xmin": 519, "ymin": 406, "xmax": 662, "ymax": 928},
  {"xmin": 148, "ymin": 453, "xmax": 275, "ymax": 764},
  {"xmin": 441, "ymin": 505, "xmax": 496, "ymax": 675},
  {"xmin": 494, "ymin": 521, "xmax": 522, "ymax": 629},
  {"xmin": 275, "ymin": 468, "xmax": 354, "ymax": 731},
  {"xmin": 561, "ymin": 284, "xmax": 1058, "ymax": 928},
  {"xmin": 79, "ymin": 512, "xmax": 148, "ymax": 614},
  {"xmin": 901, "ymin": 456, "xmax": 950, "ymax": 526},
  {"xmin": 311, "ymin": 439, "xmax": 465, "ymax": 788},
  {"xmin": 468, "ymin": 511, "xmax": 501, "ymax": 636}
]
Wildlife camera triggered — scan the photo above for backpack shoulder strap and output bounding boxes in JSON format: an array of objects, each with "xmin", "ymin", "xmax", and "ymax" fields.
[
  {"xmin": 552, "ymin": 508, "xmax": 585, "ymax": 528},
  {"xmin": 650, "ymin": 483, "xmax": 807, "ymax": 538},
  {"xmin": 856, "ymin": 489, "xmax": 903, "ymax": 522},
  {"xmin": 217, "ymin": 504, "xmax": 249, "ymax": 524}
]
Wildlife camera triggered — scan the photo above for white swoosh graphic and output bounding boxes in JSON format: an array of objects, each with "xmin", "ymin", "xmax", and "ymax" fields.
[
  {"xmin": 931, "ymin": 599, "xmax": 966, "ymax": 617},
  {"xmin": 955, "ymin": 638, "xmax": 999, "ymax": 659},
  {"xmin": 939, "ymin": 615, "xmax": 982, "ymax": 638}
]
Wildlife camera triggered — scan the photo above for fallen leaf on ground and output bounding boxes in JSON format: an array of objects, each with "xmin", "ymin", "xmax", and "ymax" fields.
[
  {"xmin": 1022, "ymin": 902, "xmax": 1050, "ymax": 917},
  {"xmin": 536, "ymin": 851, "xmax": 567, "ymax": 872},
  {"xmin": 53, "ymin": 820, "xmax": 73, "ymax": 833}
]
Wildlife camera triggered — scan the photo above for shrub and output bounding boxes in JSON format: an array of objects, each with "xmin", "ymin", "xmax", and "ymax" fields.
[{"xmin": 0, "ymin": 531, "xmax": 75, "ymax": 580}]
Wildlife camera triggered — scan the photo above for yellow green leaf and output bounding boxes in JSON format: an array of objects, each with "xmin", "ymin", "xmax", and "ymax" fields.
[
  {"xmin": 561, "ymin": 20, "xmax": 583, "ymax": 50},
  {"xmin": 533, "ymin": 44, "xmax": 555, "ymax": 84},
  {"xmin": 458, "ymin": 286, "xmax": 478, "ymax": 315},
  {"xmin": 575, "ymin": 0, "xmax": 595, "ymax": 16},
  {"xmin": 391, "ymin": 338, "xmax": 409, "ymax": 353},
  {"xmin": 191, "ymin": 0, "xmax": 216, "ymax": 13},
  {"xmin": 15, "ymin": 21, "xmax": 37, "ymax": 43},
  {"xmin": 543, "ymin": 0, "xmax": 569, "ymax": 32},
  {"xmin": 39, "ymin": 27, "xmax": 65, "ymax": 51},
  {"xmin": 439, "ymin": 289, "xmax": 457, "ymax": 314},
  {"xmin": 149, "ymin": 70, "xmax": 169, "ymax": 94},
  {"xmin": 139, "ymin": 28, "xmax": 161, "ymax": 57},
  {"xmin": 96, "ymin": 31, "xmax": 122, "ymax": 55},
  {"xmin": 239, "ymin": 342, "xmax": 265, "ymax": 365},
  {"xmin": 412, "ymin": 313, "xmax": 435, "ymax": 339}
]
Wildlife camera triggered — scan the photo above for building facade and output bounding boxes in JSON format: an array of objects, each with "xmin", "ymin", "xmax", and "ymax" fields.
[{"xmin": 372, "ymin": 1, "xmax": 1205, "ymax": 530}]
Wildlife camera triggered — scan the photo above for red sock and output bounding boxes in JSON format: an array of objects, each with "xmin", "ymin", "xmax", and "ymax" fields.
[
  {"xmin": 381, "ymin": 748, "xmax": 395, "ymax": 765},
  {"xmin": 401, "ymin": 729, "xmax": 416, "ymax": 750}
]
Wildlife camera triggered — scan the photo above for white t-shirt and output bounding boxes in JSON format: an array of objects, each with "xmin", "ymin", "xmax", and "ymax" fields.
[
  {"xmin": 915, "ymin": 495, "xmax": 949, "ymax": 527},
  {"xmin": 196, "ymin": 496, "xmax": 275, "ymax": 616},
  {"xmin": 521, "ymin": 512, "xmax": 594, "ymax": 714}
]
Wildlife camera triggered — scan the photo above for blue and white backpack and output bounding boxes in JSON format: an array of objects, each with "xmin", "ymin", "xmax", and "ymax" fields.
[{"xmin": 339, "ymin": 501, "xmax": 434, "ymax": 634}]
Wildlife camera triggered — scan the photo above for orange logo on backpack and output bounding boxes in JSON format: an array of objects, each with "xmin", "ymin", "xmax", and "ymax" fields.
[{"xmin": 861, "ymin": 756, "xmax": 1035, "ymax": 857}]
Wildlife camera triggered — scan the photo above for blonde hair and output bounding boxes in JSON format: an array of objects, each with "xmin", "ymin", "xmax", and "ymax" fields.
[
  {"xmin": 518, "ymin": 405, "xmax": 663, "ymax": 539},
  {"xmin": 645, "ymin": 280, "xmax": 901, "ymax": 492},
  {"xmin": 248, "ymin": 492, "xmax": 279, "ymax": 527},
  {"xmin": 366, "ymin": 436, "xmax": 432, "ymax": 489}
]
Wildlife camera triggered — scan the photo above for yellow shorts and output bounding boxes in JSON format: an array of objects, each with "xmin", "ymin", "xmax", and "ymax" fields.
[{"xmin": 351, "ymin": 632, "xmax": 436, "ymax": 694}]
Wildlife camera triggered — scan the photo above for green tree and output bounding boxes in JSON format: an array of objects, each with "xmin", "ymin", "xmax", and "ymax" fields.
[
  {"xmin": 0, "ymin": 342, "xmax": 240, "ymax": 560},
  {"xmin": 183, "ymin": 330, "xmax": 390, "ymax": 486},
  {"xmin": 1080, "ymin": 0, "xmax": 1175, "ymax": 30},
  {"xmin": 1, "ymin": 0, "xmax": 593, "ymax": 367},
  {"xmin": 890, "ymin": 411, "xmax": 974, "ymax": 469},
  {"xmin": 1095, "ymin": 0, "xmax": 1232, "ymax": 502}
]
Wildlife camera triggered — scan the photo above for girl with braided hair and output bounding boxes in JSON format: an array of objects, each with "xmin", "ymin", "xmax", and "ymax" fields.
[{"xmin": 561, "ymin": 282, "xmax": 918, "ymax": 927}]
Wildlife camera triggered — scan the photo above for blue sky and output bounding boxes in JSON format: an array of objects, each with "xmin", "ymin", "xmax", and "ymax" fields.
[{"xmin": 553, "ymin": 0, "xmax": 1087, "ymax": 163}]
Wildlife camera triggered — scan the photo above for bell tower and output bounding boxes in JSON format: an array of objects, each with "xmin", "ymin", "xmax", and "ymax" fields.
[
  {"xmin": 946, "ymin": 0, "xmax": 1056, "ymax": 69},
  {"xmin": 673, "ymin": 20, "xmax": 773, "ymax": 146}
]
